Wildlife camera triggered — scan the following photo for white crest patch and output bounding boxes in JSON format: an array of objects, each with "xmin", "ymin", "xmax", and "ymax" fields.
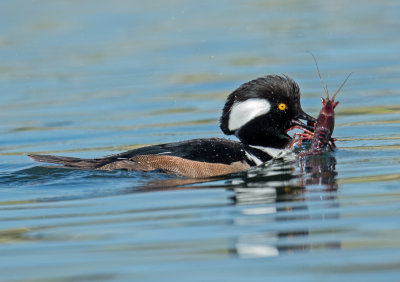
[{"xmin": 228, "ymin": 99, "xmax": 271, "ymax": 131}]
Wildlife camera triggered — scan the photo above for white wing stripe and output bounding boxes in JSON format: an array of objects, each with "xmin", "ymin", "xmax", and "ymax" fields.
[{"xmin": 245, "ymin": 151, "xmax": 263, "ymax": 166}]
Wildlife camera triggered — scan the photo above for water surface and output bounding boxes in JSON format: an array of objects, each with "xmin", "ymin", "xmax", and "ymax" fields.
[{"xmin": 1, "ymin": 0, "xmax": 400, "ymax": 281}]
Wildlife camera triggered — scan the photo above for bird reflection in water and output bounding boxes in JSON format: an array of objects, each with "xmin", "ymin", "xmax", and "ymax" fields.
[
  {"xmin": 137, "ymin": 152, "xmax": 340, "ymax": 258},
  {"xmin": 231, "ymin": 153, "xmax": 339, "ymax": 258}
]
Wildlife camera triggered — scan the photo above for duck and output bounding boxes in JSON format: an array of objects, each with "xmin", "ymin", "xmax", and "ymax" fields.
[{"xmin": 28, "ymin": 75, "xmax": 315, "ymax": 178}]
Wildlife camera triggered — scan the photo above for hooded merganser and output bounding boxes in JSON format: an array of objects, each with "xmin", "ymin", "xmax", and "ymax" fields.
[{"xmin": 28, "ymin": 75, "xmax": 315, "ymax": 178}]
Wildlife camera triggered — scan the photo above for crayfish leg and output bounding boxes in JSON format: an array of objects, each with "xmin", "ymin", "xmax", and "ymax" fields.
[
  {"xmin": 286, "ymin": 125, "xmax": 314, "ymax": 136},
  {"xmin": 329, "ymin": 138, "xmax": 337, "ymax": 148},
  {"xmin": 289, "ymin": 132, "xmax": 314, "ymax": 149}
]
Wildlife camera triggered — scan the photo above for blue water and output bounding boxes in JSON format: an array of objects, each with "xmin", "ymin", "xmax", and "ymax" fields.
[{"xmin": 1, "ymin": 1, "xmax": 400, "ymax": 281}]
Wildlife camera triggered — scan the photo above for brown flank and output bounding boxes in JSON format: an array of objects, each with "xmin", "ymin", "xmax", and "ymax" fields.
[{"xmin": 99, "ymin": 155, "xmax": 250, "ymax": 178}]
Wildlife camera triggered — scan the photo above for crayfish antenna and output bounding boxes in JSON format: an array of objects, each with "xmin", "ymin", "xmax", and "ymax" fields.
[
  {"xmin": 309, "ymin": 52, "xmax": 330, "ymax": 99},
  {"xmin": 332, "ymin": 72, "xmax": 353, "ymax": 101}
]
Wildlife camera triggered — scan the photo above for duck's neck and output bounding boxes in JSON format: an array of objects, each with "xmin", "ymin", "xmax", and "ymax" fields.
[{"xmin": 237, "ymin": 130, "xmax": 291, "ymax": 149}]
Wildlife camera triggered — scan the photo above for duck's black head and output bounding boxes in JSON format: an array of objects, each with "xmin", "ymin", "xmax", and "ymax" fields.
[{"xmin": 220, "ymin": 75, "xmax": 315, "ymax": 149}]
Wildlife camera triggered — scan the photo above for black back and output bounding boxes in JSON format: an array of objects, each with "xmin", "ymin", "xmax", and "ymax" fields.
[{"xmin": 108, "ymin": 138, "xmax": 250, "ymax": 165}]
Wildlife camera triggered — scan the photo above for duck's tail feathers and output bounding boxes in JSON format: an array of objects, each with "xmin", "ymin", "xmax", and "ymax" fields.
[{"xmin": 27, "ymin": 154, "xmax": 107, "ymax": 169}]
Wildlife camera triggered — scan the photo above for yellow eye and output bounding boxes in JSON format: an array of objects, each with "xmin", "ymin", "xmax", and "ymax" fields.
[{"xmin": 278, "ymin": 103, "xmax": 287, "ymax": 111}]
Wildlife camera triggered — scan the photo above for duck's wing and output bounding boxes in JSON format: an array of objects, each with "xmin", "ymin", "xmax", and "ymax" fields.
[
  {"xmin": 112, "ymin": 138, "xmax": 246, "ymax": 164},
  {"xmin": 27, "ymin": 138, "xmax": 251, "ymax": 178}
]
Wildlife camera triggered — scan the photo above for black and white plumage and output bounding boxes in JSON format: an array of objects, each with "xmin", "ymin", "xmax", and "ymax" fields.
[
  {"xmin": 28, "ymin": 75, "xmax": 315, "ymax": 178},
  {"xmin": 220, "ymin": 75, "xmax": 313, "ymax": 148}
]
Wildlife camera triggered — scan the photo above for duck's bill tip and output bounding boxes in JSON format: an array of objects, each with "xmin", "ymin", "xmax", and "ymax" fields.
[{"xmin": 297, "ymin": 110, "xmax": 316, "ymax": 123}]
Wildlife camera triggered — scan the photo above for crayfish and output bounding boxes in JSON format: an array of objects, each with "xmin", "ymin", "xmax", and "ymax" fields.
[{"xmin": 289, "ymin": 56, "xmax": 352, "ymax": 157}]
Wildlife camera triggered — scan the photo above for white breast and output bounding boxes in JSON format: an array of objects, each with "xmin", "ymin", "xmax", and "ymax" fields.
[{"xmin": 249, "ymin": 145, "xmax": 293, "ymax": 159}]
